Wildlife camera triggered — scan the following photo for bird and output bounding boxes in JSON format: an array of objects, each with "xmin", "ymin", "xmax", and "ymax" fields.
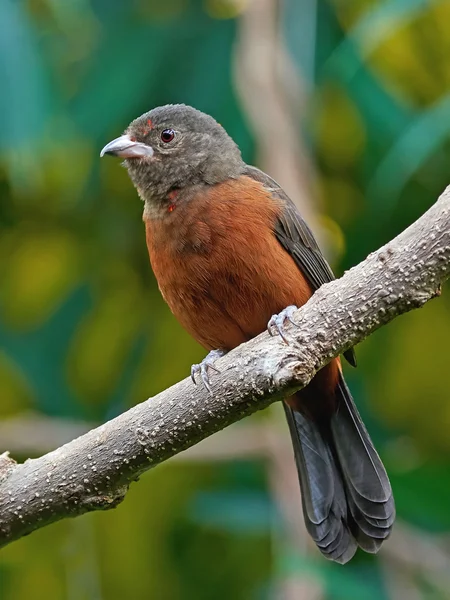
[{"xmin": 101, "ymin": 104, "xmax": 395, "ymax": 563}]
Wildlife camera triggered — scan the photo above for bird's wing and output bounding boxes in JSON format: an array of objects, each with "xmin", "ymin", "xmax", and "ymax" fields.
[{"xmin": 244, "ymin": 165, "xmax": 356, "ymax": 367}]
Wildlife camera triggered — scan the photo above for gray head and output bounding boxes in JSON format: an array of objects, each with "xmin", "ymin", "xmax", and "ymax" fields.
[{"xmin": 101, "ymin": 104, "xmax": 244, "ymax": 204}]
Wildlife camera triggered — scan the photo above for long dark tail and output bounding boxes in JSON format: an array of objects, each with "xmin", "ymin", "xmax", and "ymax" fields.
[{"xmin": 284, "ymin": 373, "xmax": 395, "ymax": 564}]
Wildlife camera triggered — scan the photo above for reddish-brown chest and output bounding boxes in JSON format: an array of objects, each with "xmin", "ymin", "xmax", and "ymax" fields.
[{"xmin": 144, "ymin": 177, "xmax": 312, "ymax": 350}]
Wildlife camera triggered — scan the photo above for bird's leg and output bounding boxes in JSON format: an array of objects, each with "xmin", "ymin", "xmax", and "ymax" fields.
[
  {"xmin": 267, "ymin": 305, "xmax": 299, "ymax": 344},
  {"xmin": 191, "ymin": 349, "xmax": 227, "ymax": 395}
]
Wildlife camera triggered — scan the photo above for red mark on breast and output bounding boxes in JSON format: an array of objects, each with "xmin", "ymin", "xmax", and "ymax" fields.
[{"xmin": 167, "ymin": 191, "xmax": 178, "ymax": 212}]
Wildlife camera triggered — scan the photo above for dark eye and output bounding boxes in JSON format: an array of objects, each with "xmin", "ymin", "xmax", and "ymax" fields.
[{"xmin": 161, "ymin": 129, "xmax": 175, "ymax": 143}]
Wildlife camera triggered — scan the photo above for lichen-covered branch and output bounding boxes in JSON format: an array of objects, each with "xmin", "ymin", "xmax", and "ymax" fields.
[{"xmin": 1, "ymin": 187, "xmax": 450, "ymax": 549}]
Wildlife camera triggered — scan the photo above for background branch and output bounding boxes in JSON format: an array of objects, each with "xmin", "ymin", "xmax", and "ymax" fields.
[
  {"xmin": 1, "ymin": 186, "xmax": 449, "ymax": 550},
  {"xmin": 234, "ymin": 0, "xmax": 316, "ymax": 229}
]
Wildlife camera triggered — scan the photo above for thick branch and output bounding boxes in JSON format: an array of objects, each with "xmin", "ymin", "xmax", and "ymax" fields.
[{"xmin": 1, "ymin": 187, "xmax": 450, "ymax": 549}]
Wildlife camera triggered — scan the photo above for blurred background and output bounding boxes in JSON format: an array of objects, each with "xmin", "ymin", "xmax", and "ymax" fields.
[{"xmin": 1, "ymin": 0, "xmax": 450, "ymax": 598}]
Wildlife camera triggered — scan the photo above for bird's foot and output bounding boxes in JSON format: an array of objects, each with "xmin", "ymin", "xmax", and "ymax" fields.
[
  {"xmin": 267, "ymin": 305, "xmax": 299, "ymax": 344},
  {"xmin": 191, "ymin": 349, "xmax": 226, "ymax": 395}
]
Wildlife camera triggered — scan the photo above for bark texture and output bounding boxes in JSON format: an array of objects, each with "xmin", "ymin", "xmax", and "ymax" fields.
[{"xmin": 1, "ymin": 186, "xmax": 449, "ymax": 549}]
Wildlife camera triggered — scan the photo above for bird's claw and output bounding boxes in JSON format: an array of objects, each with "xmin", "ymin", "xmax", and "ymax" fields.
[
  {"xmin": 191, "ymin": 349, "xmax": 226, "ymax": 395},
  {"xmin": 267, "ymin": 305, "xmax": 299, "ymax": 344}
]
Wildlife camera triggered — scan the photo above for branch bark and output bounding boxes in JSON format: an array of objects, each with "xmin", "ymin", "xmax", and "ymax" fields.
[{"xmin": 1, "ymin": 187, "xmax": 450, "ymax": 549}]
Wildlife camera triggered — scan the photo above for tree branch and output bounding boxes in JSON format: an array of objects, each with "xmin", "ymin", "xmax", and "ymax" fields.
[{"xmin": 1, "ymin": 187, "xmax": 450, "ymax": 549}]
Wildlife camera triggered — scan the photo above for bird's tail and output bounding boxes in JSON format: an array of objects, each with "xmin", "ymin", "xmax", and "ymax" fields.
[{"xmin": 284, "ymin": 373, "xmax": 395, "ymax": 564}]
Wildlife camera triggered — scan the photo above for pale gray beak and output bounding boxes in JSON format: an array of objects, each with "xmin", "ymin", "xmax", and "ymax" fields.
[{"xmin": 100, "ymin": 135, "xmax": 154, "ymax": 159}]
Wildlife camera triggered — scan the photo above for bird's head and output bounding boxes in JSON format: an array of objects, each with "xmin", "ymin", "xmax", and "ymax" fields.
[{"xmin": 100, "ymin": 104, "xmax": 244, "ymax": 206}]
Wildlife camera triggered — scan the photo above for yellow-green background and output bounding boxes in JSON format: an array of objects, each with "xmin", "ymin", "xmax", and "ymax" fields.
[{"xmin": 1, "ymin": 0, "xmax": 450, "ymax": 598}]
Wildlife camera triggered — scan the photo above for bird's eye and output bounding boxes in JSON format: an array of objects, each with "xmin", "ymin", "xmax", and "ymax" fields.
[{"xmin": 161, "ymin": 129, "xmax": 175, "ymax": 143}]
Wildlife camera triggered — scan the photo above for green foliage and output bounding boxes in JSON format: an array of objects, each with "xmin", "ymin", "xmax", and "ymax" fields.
[{"xmin": 1, "ymin": 0, "xmax": 450, "ymax": 598}]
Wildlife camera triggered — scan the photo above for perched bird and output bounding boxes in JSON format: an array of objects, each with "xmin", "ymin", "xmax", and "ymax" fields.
[{"xmin": 101, "ymin": 104, "xmax": 395, "ymax": 563}]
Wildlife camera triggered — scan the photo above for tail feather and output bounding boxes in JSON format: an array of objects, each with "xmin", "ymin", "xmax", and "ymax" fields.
[
  {"xmin": 331, "ymin": 377, "xmax": 392, "ymax": 504},
  {"xmin": 283, "ymin": 404, "xmax": 357, "ymax": 564},
  {"xmin": 284, "ymin": 373, "xmax": 395, "ymax": 563},
  {"xmin": 332, "ymin": 375, "xmax": 395, "ymax": 554}
]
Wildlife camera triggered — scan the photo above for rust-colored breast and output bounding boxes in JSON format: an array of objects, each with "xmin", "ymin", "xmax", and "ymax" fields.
[{"xmin": 144, "ymin": 176, "xmax": 313, "ymax": 351}]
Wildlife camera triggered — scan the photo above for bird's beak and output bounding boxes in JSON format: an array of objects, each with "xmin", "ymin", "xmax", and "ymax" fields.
[{"xmin": 100, "ymin": 135, "xmax": 154, "ymax": 159}]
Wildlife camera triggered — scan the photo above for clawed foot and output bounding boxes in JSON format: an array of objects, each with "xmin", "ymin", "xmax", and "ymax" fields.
[
  {"xmin": 191, "ymin": 349, "xmax": 226, "ymax": 395},
  {"xmin": 267, "ymin": 305, "xmax": 299, "ymax": 344}
]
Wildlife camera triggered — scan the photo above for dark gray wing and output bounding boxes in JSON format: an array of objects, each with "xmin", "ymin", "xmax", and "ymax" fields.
[{"xmin": 244, "ymin": 165, "xmax": 356, "ymax": 367}]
